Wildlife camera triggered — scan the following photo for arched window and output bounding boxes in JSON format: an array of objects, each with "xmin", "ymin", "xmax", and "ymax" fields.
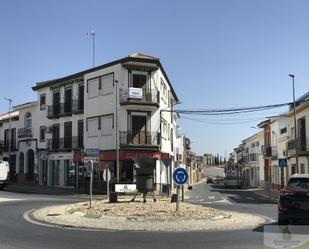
[
  {"xmin": 25, "ymin": 112, "xmax": 32, "ymax": 128},
  {"xmin": 19, "ymin": 152, "xmax": 24, "ymax": 174}
]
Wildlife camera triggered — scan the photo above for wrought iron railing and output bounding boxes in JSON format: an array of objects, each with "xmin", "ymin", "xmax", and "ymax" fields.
[
  {"xmin": 47, "ymin": 137, "xmax": 83, "ymax": 151},
  {"xmin": 119, "ymin": 131, "xmax": 160, "ymax": 146},
  {"xmin": 288, "ymin": 137, "xmax": 309, "ymax": 154},
  {"xmin": 120, "ymin": 88, "xmax": 159, "ymax": 105},
  {"xmin": 18, "ymin": 127, "xmax": 32, "ymax": 138}
]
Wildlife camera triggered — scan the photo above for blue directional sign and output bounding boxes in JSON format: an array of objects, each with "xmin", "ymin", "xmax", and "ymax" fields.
[
  {"xmin": 279, "ymin": 159, "xmax": 288, "ymax": 167},
  {"xmin": 173, "ymin": 167, "xmax": 189, "ymax": 185}
]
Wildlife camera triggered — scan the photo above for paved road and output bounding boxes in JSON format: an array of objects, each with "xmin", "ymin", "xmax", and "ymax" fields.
[{"xmin": 0, "ymin": 183, "xmax": 278, "ymax": 249}]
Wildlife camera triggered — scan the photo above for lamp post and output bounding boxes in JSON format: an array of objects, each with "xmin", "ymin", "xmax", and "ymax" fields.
[
  {"xmin": 4, "ymin": 98, "xmax": 12, "ymax": 170},
  {"xmin": 87, "ymin": 30, "xmax": 96, "ymax": 68},
  {"xmin": 114, "ymin": 80, "xmax": 119, "ymax": 183},
  {"xmin": 288, "ymin": 74, "xmax": 299, "ymax": 173}
]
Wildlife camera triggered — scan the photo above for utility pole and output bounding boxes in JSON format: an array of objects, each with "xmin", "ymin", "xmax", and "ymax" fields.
[
  {"xmin": 4, "ymin": 98, "xmax": 12, "ymax": 171},
  {"xmin": 289, "ymin": 74, "xmax": 299, "ymax": 173},
  {"xmin": 87, "ymin": 30, "xmax": 96, "ymax": 68}
]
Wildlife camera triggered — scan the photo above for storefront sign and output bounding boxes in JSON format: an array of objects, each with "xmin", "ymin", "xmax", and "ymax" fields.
[
  {"xmin": 84, "ymin": 156, "xmax": 100, "ymax": 163},
  {"xmin": 115, "ymin": 184, "xmax": 136, "ymax": 193},
  {"xmin": 100, "ymin": 151, "xmax": 170, "ymax": 161}
]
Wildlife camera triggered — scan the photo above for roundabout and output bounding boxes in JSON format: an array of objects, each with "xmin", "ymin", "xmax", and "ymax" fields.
[{"xmin": 27, "ymin": 198, "xmax": 266, "ymax": 232}]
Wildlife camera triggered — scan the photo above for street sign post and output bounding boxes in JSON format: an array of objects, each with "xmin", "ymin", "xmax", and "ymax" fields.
[
  {"xmin": 88, "ymin": 160, "xmax": 94, "ymax": 208},
  {"xmin": 103, "ymin": 168, "xmax": 111, "ymax": 201},
  {"xmin": 172, "ymin": 168, "xmax": 189, "ymax": 214}
]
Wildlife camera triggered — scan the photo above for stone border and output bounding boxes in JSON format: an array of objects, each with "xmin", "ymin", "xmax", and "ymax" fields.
[{"xmin": 28, "ymin": 204, "xmax": 266, "ymax": 232}]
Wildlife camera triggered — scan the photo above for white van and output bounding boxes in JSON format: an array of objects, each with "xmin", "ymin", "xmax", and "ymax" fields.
[{"xmin": 0, "ymin": 160, "xmax": 9, "ymax": 190}]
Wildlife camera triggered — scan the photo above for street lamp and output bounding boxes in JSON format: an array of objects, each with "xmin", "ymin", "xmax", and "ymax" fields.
[
  {"xmin": 288, "ymin": 74, "xmax": 299, "ymax": 173},
  {"xmin": 87, "ymin": 30, "xmax": 96, "ymax": 68},
  {"xmin": 4, "ymin": 98, "xmax": 12, "ymax": 171},
  {"xmin": 114, "ymin": 80, "xmax": 119, "ymax": 183}
]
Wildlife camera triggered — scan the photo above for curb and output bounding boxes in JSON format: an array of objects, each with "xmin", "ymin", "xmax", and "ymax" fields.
[{"xmin": 25, "ymin": 204, "xmax": 267, "ymax": 232}]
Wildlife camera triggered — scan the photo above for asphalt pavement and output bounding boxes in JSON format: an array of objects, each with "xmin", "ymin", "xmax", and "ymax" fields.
[{"xmin": 0, "ymin": 181, "xmax": 278, "ymax": 249}]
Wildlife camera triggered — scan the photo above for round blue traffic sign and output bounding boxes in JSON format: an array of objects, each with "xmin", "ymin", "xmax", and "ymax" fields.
[{"xmin": 173, "ymin": 167, "xmax": 189, "ymax": 185}]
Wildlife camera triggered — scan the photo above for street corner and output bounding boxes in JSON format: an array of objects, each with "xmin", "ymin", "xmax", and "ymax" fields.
[{"xmin": 26, "ymin": 198, "xmax": 267, "ymax": 232}]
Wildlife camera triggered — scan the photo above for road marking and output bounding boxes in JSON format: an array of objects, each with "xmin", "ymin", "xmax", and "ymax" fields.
[
  {"xmin": 215, "ymin": 198, "xmax": 233, "ymax": 204},
  {"xmin": 208, "ymin": 196, "xmax": 216, "ymax": 199}
]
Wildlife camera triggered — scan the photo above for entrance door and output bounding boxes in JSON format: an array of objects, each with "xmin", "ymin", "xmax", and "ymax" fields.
[
  {"xmin": 78, "ymin": 120, "xmax": 84, "ymax": 148},
  {"xmin": 43, "ymin": 160, "xmax": 48, "ymax": 185},
  {"xmin": 132, "ymin": 116, "xmax": 147, "ymax": 145},
  {"xmin": 64, "ymin": 88, "xmax": 72, "ymax": 113},
  {"xmin": 64, "ymin": 122, "xmax": 72, "ymax": 149},
  {"xmin": 52, "ymin": 124, "xmax": 60, "ymax": 149},
  {"xmin": 27, "ymin": 149, "xmax": 34, "ymax": 181}
]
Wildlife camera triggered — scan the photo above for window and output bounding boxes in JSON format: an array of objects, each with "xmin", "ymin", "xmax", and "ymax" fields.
[
  {"xmin": 40, "ymin": 94, "xmax": 46, "ymax": 110},
  {"xmin": 101, "ymin": 115, "xmax": 113, "ymax": 136},
  {"xmin": 87, "ymin": 117, "xmax": 99, "ymax": 137},
  {"xmin": 132, "ymin": 73, "xmax": 147, "ymax": 88},
  {"xmin": 101, "ymin": 74, "xmax": 113, "ymax": 95},
  {"xmin": 25, "ymin": 112, "xmax": 32, "ymax": 128},
  {"xmin": 161, "ymin": 119, "xmax": 168, "ymax": 139},
  {"xmin": 280, "ymin": 127, "xmax": 287, "ymax": 134},
  {"xmin": 87, "ymin": 77, "xmax": 100, "ymax": 98},
  {"xmin": 40, "ymin": 126, "xmax": 46, "ymax": 142}
]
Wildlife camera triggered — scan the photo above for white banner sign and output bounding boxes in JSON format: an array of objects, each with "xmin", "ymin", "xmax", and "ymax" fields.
[
  {"xmin": 129, "ymin": 87, "xmax": 143, "ymax": 99},
  {"xmin": 115, "ymin": 184, "xmax": 137, "ymax": 193}
]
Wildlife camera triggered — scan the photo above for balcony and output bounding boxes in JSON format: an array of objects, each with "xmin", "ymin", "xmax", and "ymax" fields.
[
  {"xmin": 120, "ymin": 88, "xmax": 159, "ymax": 107},
  {"xmin": 47, "ymin": 137, "xmax": 83, "ymax": 151},
  {"xmin": 120, "ymin": 131, "xmax": 160, "ymax": 148},
  {"xmin": 288, "ymin": 137, "xmax": 309, "ymax": 156},
  {"xmin": 2, "ymin": 140, "xmax": 17, "ymax": 151},
  {"xmin": 72, "ymin": 99, "xmax": 84, "ymax": 114},
  {"xmin": 262, "ymin": 146, "xmax": 278, "ymax": 159},
  {"xmin": 47, "ymin": 99, "xmax": 84, "ymax": 118},
  {"xmin": 18, "ymin": 127, "xmax": 32, "ymax": 138}
]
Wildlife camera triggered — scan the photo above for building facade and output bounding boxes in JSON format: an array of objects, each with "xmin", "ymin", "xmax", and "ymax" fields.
[{"xmin": 0, "ymin": 53, "xmax": 184, "ymax": 194}]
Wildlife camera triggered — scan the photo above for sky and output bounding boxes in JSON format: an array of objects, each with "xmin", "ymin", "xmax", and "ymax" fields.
[{"xmin": 1, "ymin": 0, "xmax": 309, "ymax": 156}]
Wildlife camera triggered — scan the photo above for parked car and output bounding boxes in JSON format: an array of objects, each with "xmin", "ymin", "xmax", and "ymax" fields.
[
  {"xmin": 206, "ymin": 177, "xmax": 214, "ymax": 184},
  {"xmin": 0, "ymin": 160, "xmax": 9, "ymax": 190},
  {"xmin": 278, "ymin": 174, "xmax": 309, "ymax": 225},
  {"xmin": 224, "ymin": 176, "xmax": 241, "ymax": 188}
]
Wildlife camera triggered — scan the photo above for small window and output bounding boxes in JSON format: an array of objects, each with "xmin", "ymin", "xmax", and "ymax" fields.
[
  {"xmin": 87, "ymin": 117, "xmax": 99, "ymax": 137},
  {"xmin": 101, "ymin": 74, "xmax": 113, "ymax": 95},
  {"xmin": 40, "ymin": 94, "xmax": 46, "ymax": 110},
  {"xmin": 40, "ymin": 126, "xmax": 45, "ymax": 142},
  {"xmin": 101, "ymin": 115, "xmax": 113, "ymax": 136},
  {"xmin": 87, "ymin": 77, "xmax": 100, "ymax": 98}
]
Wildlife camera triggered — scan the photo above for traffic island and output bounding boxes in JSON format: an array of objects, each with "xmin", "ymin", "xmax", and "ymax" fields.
[{"xmin": 30, "ymin": 198, "xmax": 266, "ymax": 231}]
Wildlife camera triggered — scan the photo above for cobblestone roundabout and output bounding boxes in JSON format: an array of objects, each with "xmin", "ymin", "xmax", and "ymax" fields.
[{"xmin": 31, "ymin": 198, "xmax": 266, "ymax": 231}]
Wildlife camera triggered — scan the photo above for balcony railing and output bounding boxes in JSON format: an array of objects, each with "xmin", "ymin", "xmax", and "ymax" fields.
[
  {"xmin": 47, "ymin": 137, "xmax": 84, "ymax": 151},
  {"xmin": 120, "ymin": 88, "xmax": 159, "ymax": 106},
  {"xmin": 120, "ymin": 131, "xmax": 160, "ymax": 147},
  {"xmin": 2, "ymin": 140, "xmax": 17, "ymax": 151},
  {"xmin": 18, "ymin": 127, "xmax": 32, "ymax": 138},
  {"xmin": 72, "ymin": 99, "xmax": 84, "ymax": 114},
  {"xmin": 288, "ymin": 137, "xmax": 309, "ymax": 155},
  {"xmin": 262, "ymin": 146, "xmax": 278, "ymax": 159},
  {"xmin": 47, "ymin": 99, "xmax": 83, "ymax": 118}
]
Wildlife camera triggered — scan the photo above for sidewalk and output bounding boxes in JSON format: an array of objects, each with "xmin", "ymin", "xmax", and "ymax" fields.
[
  {"xmin": 253, "ymin": 188, "xmax": 279, "ymax": 202},
  {"xmin": 5, "ymin": 182, "xmax": 78, "ymax": 195}
]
